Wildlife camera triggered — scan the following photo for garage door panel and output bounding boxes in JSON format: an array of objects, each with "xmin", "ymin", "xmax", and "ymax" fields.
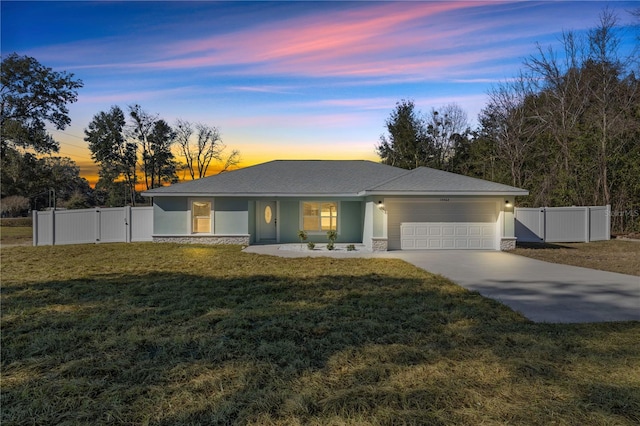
[{"xmin": 428, "ymin": 226, "xmax": 441, "ymax": 236}]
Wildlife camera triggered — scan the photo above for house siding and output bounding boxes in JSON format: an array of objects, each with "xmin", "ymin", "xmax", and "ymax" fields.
[
  {"xmin": 154, "ymin": 197, "xmax": 188, "ymax": 234},
  {"xmin": 214, "ymin": 198, "xmax": 249, "ymax": 235}
]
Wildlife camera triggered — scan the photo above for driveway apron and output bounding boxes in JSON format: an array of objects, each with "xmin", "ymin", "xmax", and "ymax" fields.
[{"xmin": 382, "ymin": 251, "xmax": 640, "ymax": 323}]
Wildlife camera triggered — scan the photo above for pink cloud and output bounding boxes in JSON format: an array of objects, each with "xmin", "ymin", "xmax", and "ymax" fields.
[{"xmin": 142, "ymin": 1, "xmax": 500, "ymax": 78}]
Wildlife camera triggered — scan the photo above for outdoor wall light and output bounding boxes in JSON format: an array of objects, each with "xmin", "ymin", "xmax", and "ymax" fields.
[
  {"xmin": 377, "ymin": 201, "xmax": 386, "ymax": 212},
  {"xmin": 505, "ymin": 200, "xmax": 513, "ymax": 208}
]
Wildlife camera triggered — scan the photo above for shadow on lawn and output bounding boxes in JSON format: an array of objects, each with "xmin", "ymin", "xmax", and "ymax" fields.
[{"xmin": 2, "ymin": 270, "xmax": 639, "ymax": 425}]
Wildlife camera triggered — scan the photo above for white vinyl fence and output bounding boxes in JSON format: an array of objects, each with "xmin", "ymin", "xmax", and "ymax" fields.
[
  {"xmin": 33, "ymin": 206, "xmax": 153, "ymax": 246},
  {"xmin": 515, "ymin": 205, "xmax": 610, "ymax": 243}
]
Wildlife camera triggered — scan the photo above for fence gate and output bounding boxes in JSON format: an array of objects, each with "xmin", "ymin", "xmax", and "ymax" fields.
[{"xmin": 515, "ymin": 205, "xmax": 610, "ymax": 243}]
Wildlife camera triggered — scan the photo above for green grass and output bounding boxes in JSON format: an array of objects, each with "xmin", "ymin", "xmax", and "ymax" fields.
[
  {"xmin": 2, "ymin": 244, "xmax": 639, "ymax": 425},
  {"xmin": 513, "ymin": 240, "xmax": 640, "ymax": 276}
]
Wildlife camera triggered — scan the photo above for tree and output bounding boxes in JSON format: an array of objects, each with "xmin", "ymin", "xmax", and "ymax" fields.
[
  {"xmin": 478, "ymin": 77, "xmax": 539, "ymax": 189},
  {"xmin": 377, "ymin": 100, "xmax": 473, "ymax": 171},
  {"xmin": 85, "ymin": 106, "xmax": 137, "ymax": 206},
  {"xmin": 376, "ymin": 99, "xmax": 429, "ymax": 169},
  {"xmin": 424, "ymin": 103, "xmax": 471, "ymax": 171},
  {"xmin": 146, "ymin": 119, "xmax": 178, "ymax": 188},
  {"xmin": 128, "ymin": 104, "xmax": 158, "ymax": 190},
  {"xmin": 0, "ymin": 195, "xmax": 29, "ymax": 217},
  {"xmin": 0, "ymin": 148, "xmax": 91, "ymax": 210},
  {"xmin": 174, "ymin": 119, "xmax": 240, "ymax": 179},
  {"xmin": 1, "ymin": 53, "xmax": 83, "ymax": 155},
  {"xmin": 467, "ymin": 8, "xmax": 640, "ymax": 233},
  {"xmin": 583, "ymin": 9, "xmax": 639, "ymax": 205}
]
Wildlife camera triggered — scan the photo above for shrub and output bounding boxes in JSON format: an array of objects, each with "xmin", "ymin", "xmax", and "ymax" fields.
[
  {"xmin": 297, "ymin": 230, "xmax": 308, "ymax": 243},
  {"xmin": 307, "ymin": 242, "xmax": 315, "ymax": 250},
  {"xmin": 1, "ymin": 195, "xmax": 29, "ymax": 217},
  {"xmin": 326, "ymin": 230, "xmax": 337, "ymax": 250},
  {"xmin": 346, "ymin": 244, "xmax": 356, "ymax": 251}
]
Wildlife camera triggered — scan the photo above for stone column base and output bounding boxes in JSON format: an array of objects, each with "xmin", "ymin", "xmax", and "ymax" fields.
[
  {"xmin": 371, "ymin": 237, "xmax": 388, "ymax": 252},
  {"xmin": 500, "ymin": 237, "xmax": 517, "ymax": 251},
  {"xmin": 153, "ymin": 235, "xmax": 250, "ymax": 245}
]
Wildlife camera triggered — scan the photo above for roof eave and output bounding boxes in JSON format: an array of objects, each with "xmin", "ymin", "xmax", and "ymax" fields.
[
  {"xmin": 361, "ymin": 190, "xmax": 530, "ymax": 196},
  {"xmin": 142, "ymin": 192, "xmax": 363, "ymax": 198}
]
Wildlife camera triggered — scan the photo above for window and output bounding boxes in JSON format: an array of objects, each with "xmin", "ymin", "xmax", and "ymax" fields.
[
  {"xmin": 302, "ymin": 202, "xmax": 337, "ymax": 232},
  {"xmin": 192, "ymin": 201, "xmax": 211, "ymax": 233}
]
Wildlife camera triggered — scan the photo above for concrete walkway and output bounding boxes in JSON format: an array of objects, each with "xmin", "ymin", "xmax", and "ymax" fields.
[{"xmin": 244, "ymin": 245, "xmax": 640, "ymax": 323}]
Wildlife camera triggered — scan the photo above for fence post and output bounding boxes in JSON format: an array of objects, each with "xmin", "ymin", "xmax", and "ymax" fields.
[
  {"xmin": 606, "ymin": 204, "xmax": 611, "ymax": 240},
  {"xmin": 32, "ymin": 210, "xmax": 38, "ymax": 246},
  {"xmin": 95, "ymin": 208, "xmax": 101, "ymax": 243},
  {"xmin": 541, "ymin": 207, "xmax": 546, "ymax": 243},
  {"xmin": 51, "ymin": 209, "xmax": 56, "ymax": 246},
  {"xmin": 584, "ymin": 207, "xmax": 590, "ymax": 243},
  {"xmin": 125, "ymin": 205, "xmax": 132, "ymax": 243}
]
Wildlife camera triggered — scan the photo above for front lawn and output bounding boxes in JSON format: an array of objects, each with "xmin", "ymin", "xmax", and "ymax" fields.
[
  {"xmin": 512, "ymin": 239, "xmax": 640, "ymax": 276},
  {"xmin": 2, "ymin": 244, "xmax": 639, "ymax": 425}
]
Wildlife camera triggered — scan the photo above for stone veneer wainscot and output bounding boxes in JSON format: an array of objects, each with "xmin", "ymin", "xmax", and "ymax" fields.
[
  {"xmin": 500, "ymin": 237, "xmax": 517, "ymax": 251},
  {"xmin": 153, "ymin": 235, "xmax": 250, "ymax": 245}
]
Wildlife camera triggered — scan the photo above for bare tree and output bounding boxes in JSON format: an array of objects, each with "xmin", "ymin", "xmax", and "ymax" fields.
[
  {"xmin": 174, "ymin": 119, "xmax": 240, "ymax": 179},
  {"xmin": 481, "ymin": 76, "xmax": 539, "ymax": 190},
  {"xmin": 523, "ymin": 30, "xmax": 593, "ymax": 204},
  {"xmin": 584, "ymin": 9, "xmax": 639, "ymax": 205},
  {"xmin": 424, "ymin": 103, "xmax": 470, "ymax": 169}
]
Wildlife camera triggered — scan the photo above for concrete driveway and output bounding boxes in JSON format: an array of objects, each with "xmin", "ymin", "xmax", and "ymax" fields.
[{"xmin": 381, "ymin": 251, "xmax": 640, "ymax": 323}]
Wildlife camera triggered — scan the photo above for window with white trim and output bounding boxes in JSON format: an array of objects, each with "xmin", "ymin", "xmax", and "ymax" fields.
[
  {"xmin": 192, "ymin": 201, "xmax": 211, "ymax": 233},
  {"xmin": 302, "ymin": 202, "xmax": 338, "ymax": 232}
]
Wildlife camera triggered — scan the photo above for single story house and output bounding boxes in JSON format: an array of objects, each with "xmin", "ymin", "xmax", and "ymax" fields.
[{"xmin": 142, "ymin": 160, "xmax": 528, "ymax": 251}]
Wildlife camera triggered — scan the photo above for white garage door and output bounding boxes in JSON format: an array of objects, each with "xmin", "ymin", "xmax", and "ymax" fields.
[
  {"xmin": 401, "ymin": 222, "xmax": 495, "ymax": 249},
  {"xmin": 387, "ymin": 199, "xmax": 499, "ymax": 250}
]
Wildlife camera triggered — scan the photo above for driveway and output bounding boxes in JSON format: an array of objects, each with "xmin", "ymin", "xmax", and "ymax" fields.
[
  {"xmin": 381, "ymin": 251, "xmax": 640, "ymax": 323},
  {"xmin": 244, "ymin": 245, "xmax": 639, "ymax": 323}
]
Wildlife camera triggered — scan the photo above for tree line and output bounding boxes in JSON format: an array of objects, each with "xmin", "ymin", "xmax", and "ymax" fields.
[
  {"xmin": 1, "ymin": 53, "xmax": 239, "ymax": 213},
  {"xmin": 378, "ymin": 10, "xmax": 639, "ymax": 233}
]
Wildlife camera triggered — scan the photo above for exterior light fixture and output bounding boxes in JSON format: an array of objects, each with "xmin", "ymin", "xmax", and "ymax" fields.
[
  {"xmin": 377, "ymin": 201, "xmax": 386, "ymax": 212},
  {"xmin": 505, "ymin": 200, "xmax": 512, "ymax": 208}
]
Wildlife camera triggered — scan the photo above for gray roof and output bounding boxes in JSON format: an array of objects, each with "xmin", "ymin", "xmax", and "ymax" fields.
[
  {"xmin": 142, "ymin": 160, "xmax": 528, "ymax": 197},
  {"xmin": 367, "ymin": 167, "xmax": 528, "ymax": 195}
]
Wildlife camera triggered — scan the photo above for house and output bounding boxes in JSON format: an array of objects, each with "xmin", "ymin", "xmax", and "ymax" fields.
[{"xmin": 142, "ymin": 160, "xmax": 528, "ymax": 251}]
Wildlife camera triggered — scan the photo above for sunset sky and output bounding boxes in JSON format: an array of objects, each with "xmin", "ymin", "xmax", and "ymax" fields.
[{"xmin": 2, "ymin": 1, "xmax": 638, "ymax": 186}]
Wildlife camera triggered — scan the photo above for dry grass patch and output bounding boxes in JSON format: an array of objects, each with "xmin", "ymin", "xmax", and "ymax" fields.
[
  {"xmin": 2, "ymin": 244, "xmax": 639, "ymax": 425},
  {"xmin": 0, "ymin": 226, "xmax": 32, "ymax": 246},
  {"xmin": 513, "ymin": 239, "xmax": 640, "ymax": 276}
]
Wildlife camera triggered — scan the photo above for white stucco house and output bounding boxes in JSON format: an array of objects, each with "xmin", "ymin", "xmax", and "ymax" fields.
[{"xmin": 142, "ymin": 160, "xmax": 528, "ymax": 251}]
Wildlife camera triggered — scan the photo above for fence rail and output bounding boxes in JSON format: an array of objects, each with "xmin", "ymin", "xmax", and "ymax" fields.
[
  {"xmin": 515, "ymin": 205, "xmax": 610, "ymax": 243},
  {"xmin": 33, "ymin": 206, "xmax": 153, "ymax": 246}
]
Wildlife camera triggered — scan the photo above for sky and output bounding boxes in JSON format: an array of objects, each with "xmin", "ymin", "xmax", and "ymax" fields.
[{"xmin": 2, "ymin": 1, "xmax": 638, "ymax": 186}]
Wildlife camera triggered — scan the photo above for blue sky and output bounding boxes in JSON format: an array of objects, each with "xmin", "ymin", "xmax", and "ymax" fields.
[{"xmin": 2, "ymin": 1, "xmax": 637, "ymax": 183}]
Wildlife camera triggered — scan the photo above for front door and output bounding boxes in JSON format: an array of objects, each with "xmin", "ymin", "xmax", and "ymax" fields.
[{"xmin": 258, "ymin": 201, "xmax": 277, "ymax": 242}]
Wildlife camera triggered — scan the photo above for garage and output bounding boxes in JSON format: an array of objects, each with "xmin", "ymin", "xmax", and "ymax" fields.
[{"xmin": 386, "ymin": 199, "xmax": 499, "ymax": 250}]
